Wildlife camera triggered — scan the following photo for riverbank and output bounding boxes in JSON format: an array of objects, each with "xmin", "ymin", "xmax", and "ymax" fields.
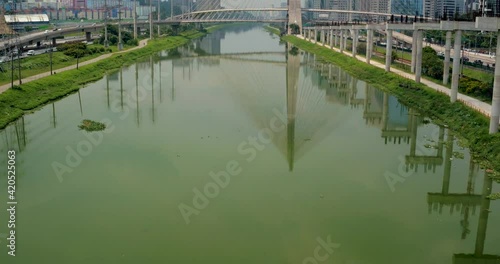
[
  {"xmin": 0, "ymin": 30, "xmax": 205, "ymax": 129},
  {"xmin": 281, "ymin": 34, "xmax": 500, "ymax": 184}
]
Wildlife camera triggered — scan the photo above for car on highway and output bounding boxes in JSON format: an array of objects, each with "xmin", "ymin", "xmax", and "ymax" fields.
[{"xmin": 27, "ymin": 50, "xmax": 35, "ymax": 56}]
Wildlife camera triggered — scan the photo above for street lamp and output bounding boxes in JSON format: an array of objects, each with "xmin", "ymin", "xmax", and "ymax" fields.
[
  {"xmin": 118, "ymin": 0, "xmax": 123, "ymax": 51},
  {"xmin": 50, "ymin": 42, "xmax": 53, "ymax": 75},
  {"xmin": 104, "ymin": 0, "xmax": 109, "ymax": 48},
  {"xmin": 17, "ymin": 46, "xmax": 21, "ymax": 84},
  {"xmin": 10, "ymin": 48, "xmax": 14, "ymax": 88}
]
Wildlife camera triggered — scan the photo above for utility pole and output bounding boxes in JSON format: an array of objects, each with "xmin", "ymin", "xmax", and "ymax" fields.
[
  {"xmin": 50, "ymin": 42, "xmax": 53, "ymax": 75},
  {"xmin": 10, "ymin": 50, "xmax": 13, "ymax": 88},
  {"xmin": 133, "ymin": 0, "xmax": 137, "ymax": 39},
  {"xmin": 104, "ymin": 0, "xmax": 109, "ymax": 48},
  {"xmin": 118, "ymin": 0, "xmax": 123, "ymax": 50},
  {"xmin": 149, "ymin": 0, "xmax": 153, "ymax": 39},
  {"xmin": 17, "ymin": 46, "xmax": 20, "ymax": 84},
  {"xmin": 171, "ymin": 0, "xmax": 173, "ymax": 20},
  {"xmin": 157, "ymin": 0, "xmax": 160, "ymax": 36}
]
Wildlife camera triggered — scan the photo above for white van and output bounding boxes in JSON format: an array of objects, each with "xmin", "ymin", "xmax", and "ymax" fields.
[{"xmin": 27, "ymin": 50, "xmax": 35, "ymax": 56}]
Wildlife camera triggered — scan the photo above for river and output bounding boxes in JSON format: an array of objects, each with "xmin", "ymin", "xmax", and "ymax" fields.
[{"xmin": 0, "ymin": 24, "xmax": 499, "ymax": 264}]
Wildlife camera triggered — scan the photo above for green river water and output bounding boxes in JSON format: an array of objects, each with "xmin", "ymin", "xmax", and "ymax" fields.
[{"xmin": 0, "ymin": 24, "xmax": 499, "ymax": 264}]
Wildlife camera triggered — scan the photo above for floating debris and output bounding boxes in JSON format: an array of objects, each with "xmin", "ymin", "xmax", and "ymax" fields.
[
  {"xmin": 319, "ymin": 194, "xmax": 324, "ymax": 199},
  {"xmin": 487, "ymin": 193, "xmax": 500, "ymax": 200},
  {"xmin": 452, "ymin": 152, "xmax": 465, "ymax": 159},
  {"xmin": 78, "ymin": 119, "xmax": 106, "ymax": 132},
  {"xmin": 424, "ymin": 144, "xmax": 438, "ymax": 149}
]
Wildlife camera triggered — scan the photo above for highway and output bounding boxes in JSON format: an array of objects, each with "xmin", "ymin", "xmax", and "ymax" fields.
[{"xmin": 391, "ymin": 31, "xmax": 496, "ymax": 65}]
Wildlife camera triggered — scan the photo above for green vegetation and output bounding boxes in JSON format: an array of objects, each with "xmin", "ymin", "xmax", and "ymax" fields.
[
  {"xmin": 0, "ymin": 50, "xmax": 108, "ymax": 85},
  {"xmin": 422, "ymin": 46, "xmax": 444, "ymax": 80},
  {"xmin": 78, "ymin": 119, "xmax": 106, "ymax": 132},
  {"xmin": 264, "ymin": 25, "xmax": 280, "ymax": 35},
  {"xmin": 58, "ymin": 42, "xmax": 109, "ymax": 58},
  {"xmin": 281, "ymin": 35, "xmax": 500, "ymax": 188},
  {"xmin": 98, "ymin": 25, "xmax": 138, "ymax": 46},
  {"xmin": 289, "ymin": 24, "xmax": 300, "ymax": 35},
  {"xmin": 488, "ymin": 192, "xmax": 500, "ymax": 200},
  {"xmin": 0, "ymin": 31, "xmax": 201, "ymax": 129},
  {"xmin": 459, "ymin": 76, "xmax": 492, "ymax": 102}
]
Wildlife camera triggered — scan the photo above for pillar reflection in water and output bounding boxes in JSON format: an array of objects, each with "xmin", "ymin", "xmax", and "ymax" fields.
[
  {"xmin": 150, "ymin": 56, "xmax": 155, "ymax": 123},
  {"xmin": 135, "ymin": 62, "xmax": 140, "ymax": 127}
]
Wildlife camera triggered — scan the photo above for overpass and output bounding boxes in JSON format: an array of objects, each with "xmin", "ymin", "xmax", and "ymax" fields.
[
  {"xmin": 0, "ymin": 0, "xmax": 426, "ymax": 51},
  {"xmin": 302, "ymin": 17, "xmax": 500, "ymax": 134}
]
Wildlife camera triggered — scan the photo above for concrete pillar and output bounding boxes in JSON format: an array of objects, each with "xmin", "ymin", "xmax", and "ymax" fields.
[
  {"xmin": 411, "ymin": 30, "xmax": 417, "ymax": 73},
  {"xmin": 344, "ymin": 30, "xmax": 348, "ymax": 51},
  {"xmin": 335, "ymin": 30, "xmax": 339, "ymax": 47},
  {"xmin": 475, "ymin": 172, "xmax": 493, "ymax": 253},
  {"xmin": 415, "ymin": 30, "xmax": 423, "ymax": 83},
  {"xmin": 451, "ymin": 30, "xmax": 462, "ymax": 103},
  {"xmin": 321, "ymin": 30, "xmax": 325, "ymax": 46},
  {"xmin": 288, "ymin": 0, "xmax": 303, "ymax": 35},
  {"xmin": 489, "ymin": 30, "xmax": 500, "ymax": 133},
  {"xmin": 352, "ymin": 29, "xmax": 358, "ymax": 57},
  {"xmin": 366, "ymin": 29, "xmax": 373, "ymax": 64},
  {"xmin": 385, "ymin": 30, "xmax": 393, "ymax": 72},
  {"xmin": 314, "ymin": 29, "xmax": 318, "ymax": 43},
  {"xmin": 340, "ymin": 30, "xmax": 344, "ymax": 53},
  {"xmin": 443, "ymin": 31, "xmax": 452, "ymax": 85},
  {"xmin": 330, "ymin": 29, "xmax": 333, "ymax": 48},
  {"xmin": 85, "ymin": 32, "xmax": 92, "ymax": 42}
]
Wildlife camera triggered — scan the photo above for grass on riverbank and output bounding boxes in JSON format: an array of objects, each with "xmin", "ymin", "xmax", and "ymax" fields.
[
  {"xmin": 0, "ymin": 33, "xmax": 195, "ymax": 129},
  {"xmin": 282, "ymin": 34, "xmax": 500, "ymax": 181},
  {"xmin": 0, "ymin": 42, "xmax": 143, "ymax": 86}
]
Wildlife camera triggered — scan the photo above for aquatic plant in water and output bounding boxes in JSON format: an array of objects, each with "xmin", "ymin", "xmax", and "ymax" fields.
[
  {"xmin": 487, "ymin": 192, "xmax": 500, "ymax": 200},
  {"xmin": 78, "ymin": 119, "xmax": 106, "ymax": 132}
]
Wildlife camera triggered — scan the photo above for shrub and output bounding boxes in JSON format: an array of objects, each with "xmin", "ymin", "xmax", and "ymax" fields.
[
  {"xmin": 126, "ymin": 38, "xmax": 139, "ymax": 46},
  {"xmin": 357, "ymin": 43, "xmax": 367, "ymax": 55}
]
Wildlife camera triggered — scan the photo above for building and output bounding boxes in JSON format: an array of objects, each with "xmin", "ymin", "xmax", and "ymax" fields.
[
  {"xmin": 327, "ymin": 0, "xmax": 350, "ymax": 21},
  {"xmin": 4, "ymin": 14, "xmax": 49, "ymax": 31},
  {"xmin": 483, "ymin": 0, "xmax": 500, "ymax": 16},
  {"xmin": 423, "ymin": 0, "xmax": 466, "ymax": 19},
  {"xmin": 391, "ymin": 0, "xmax": 423, "ymax": 16}
]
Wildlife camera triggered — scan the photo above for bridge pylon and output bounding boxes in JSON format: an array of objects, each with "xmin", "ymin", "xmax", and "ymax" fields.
[{"xmin": 288, "ymin": 0, "xmax": 302, "ymax": 35}]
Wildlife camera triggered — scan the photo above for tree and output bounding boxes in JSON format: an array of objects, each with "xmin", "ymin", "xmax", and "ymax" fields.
[
  {"xmin": 289, "ymin": 23, "xmax": 300, "ymax": 35},
  {"xmin": 391, "ymin": 50, "xmax": 398, "ymax": 63},
  {"xmin": 289, "ymin": 46, "xmax": 299, "ymax": 56},
  {"xmin": 357, "ymin": 43, "xmax": 367, "ymax": 55},
  {"xmin": 422, "ymin": 46, "xmax": 443, "ymax": 79},
  {"xmin": 99, "ymin": 25, "xmax": 135, "ymax": 46}
]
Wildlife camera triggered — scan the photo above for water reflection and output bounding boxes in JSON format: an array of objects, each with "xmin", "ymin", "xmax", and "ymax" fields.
[
  {"xmin": 304, "ymin": 53, "xmax": 499, "ymax": 263},
  {"xmin": 0, "ymin": 26, "xmax": 498, "ymax": 263}
]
